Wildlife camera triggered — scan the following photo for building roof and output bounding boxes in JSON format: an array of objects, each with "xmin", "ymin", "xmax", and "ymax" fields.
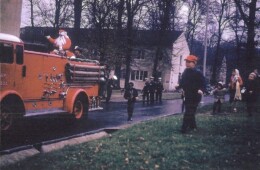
[
  {"xmin": 20, "ymin": 27, "xmax": 183, "ymax": 48},
  {"xmin": 132, "ymin": 30, "xmax": 182, "ymax": 46}
]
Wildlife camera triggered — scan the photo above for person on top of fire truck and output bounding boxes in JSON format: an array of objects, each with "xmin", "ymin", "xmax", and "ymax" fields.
[
  {"xmin": 74, "ymin": 46, "xmax": 86, "ymax": 59},
  {"xmin": 46, "ymin": 29, "xmax": 74, "ymax": 57}
]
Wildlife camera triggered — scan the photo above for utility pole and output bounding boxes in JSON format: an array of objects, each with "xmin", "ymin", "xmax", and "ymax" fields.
[
  {"xmin": 0, "ymin": 0, "xmax": 23, "ymax": 37},
  {"xmin": 203, "ymin": 0, "xmax": 209, "ymax": 77}
]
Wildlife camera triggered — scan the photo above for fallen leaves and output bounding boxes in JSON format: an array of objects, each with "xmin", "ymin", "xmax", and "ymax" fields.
[{"xmin": 94, "ymin": 143, "xmax": 103, "ymax": 153}]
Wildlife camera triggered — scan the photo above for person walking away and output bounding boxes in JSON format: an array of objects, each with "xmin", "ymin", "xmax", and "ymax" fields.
[
  {"xmin": 177, "ymin": 55, "xmax": 205, "ymax": 133},
  {"xmin": 245, "ymin": 72, "xmax": 258, "ymax": 117},
  {"xmin": 212, "ymin": 81, "xmax": 227, "ymax": 115},
  {"xmin": 228, "ymin": 69, "xmax": 243, "ymax": 112},
  {"xmin": 149, "ymin": 76, "xmax": 156, "ymax": 104},
  {"xmin": 142, "ymin": 78, "xmax": 150, "ymax": 104},
  {"xmin": 106, "ymin": 75, "xmax": 117, "ymax": 103},
  {"xmin": 156, "ymin": 77, "xmax": 164, "ymax": 103},
  {"xmin": 124, "ymin": 82, "xmax": 138, "ymax": 121}
]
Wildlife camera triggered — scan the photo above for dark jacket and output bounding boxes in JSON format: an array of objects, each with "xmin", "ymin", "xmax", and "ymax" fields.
[
  {"xmin": 245, "ymin": 79, "xmax": 258, "ymax": 102},
  {"xmin": 179, "ymin": 68, "xmax": 206, "ymax": 103},
  {"xmin": 124, "ymin": 88, "xmax": 138, "ymax": 102},
  {"xmin": 149, "ymin": 80, "xmax": 156, "ymax": 93},
  {"xmin": 156, "ymin": 81, "xmax": 164, "ymax": 92},
  {"xmin": 107, "ymin": 79, "xmax": 115, "ymax": 90},
  {"xmin": 142, "ymin": 82, "xmax": 150, "ymax": 93}
]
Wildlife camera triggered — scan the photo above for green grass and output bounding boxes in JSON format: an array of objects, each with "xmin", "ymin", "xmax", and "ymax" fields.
[{"xmin": 3, "ymin": 103, "xmax": 260, "ymax": 170}]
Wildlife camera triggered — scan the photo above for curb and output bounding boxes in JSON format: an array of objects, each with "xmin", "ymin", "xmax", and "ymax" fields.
[
  {"xmin": 0, "ymin": 148, "xmax": 40, "ymax": 167},
  {"xmin": 40, "ymin": 131, "xmax": 108, "ymax": 153},
  {"xmin": 0, "ymin": 112, "xmax": 178, "ymax": 168}
]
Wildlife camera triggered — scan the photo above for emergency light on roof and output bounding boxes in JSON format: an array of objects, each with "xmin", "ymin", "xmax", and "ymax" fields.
[{"xmin": 0, "ymin": 33, "xmax": 23, "ymax": 43}]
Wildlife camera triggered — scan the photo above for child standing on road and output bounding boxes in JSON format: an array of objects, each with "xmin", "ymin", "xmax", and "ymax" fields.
[
  {"xmin": 212, "ymin": 81, "xmax": 227, "ymax": 115},
  {"xmin": 124, "ymin": 82, "xmax": 138, "ymax": 121},
  {"xmin": 229, "ymin": 69, "xmax": 243, "ymax": 112}
]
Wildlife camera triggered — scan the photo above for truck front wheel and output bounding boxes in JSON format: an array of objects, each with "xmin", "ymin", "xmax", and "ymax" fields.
[{"xmin": 0, "ymin": 105, "xmax": 13, "ymax": 131}]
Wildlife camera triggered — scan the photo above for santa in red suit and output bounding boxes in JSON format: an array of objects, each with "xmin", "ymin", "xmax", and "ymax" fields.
[{"xmin": 46, "ymin": 29, "xmax": 74, "ymax": 57}]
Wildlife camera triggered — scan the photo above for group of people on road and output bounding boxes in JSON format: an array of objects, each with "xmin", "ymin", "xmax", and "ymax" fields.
[
  {"xmin": 211, "ymin": 68, "xmax": 259, "ymax": 118},
  {"xmin": 121, "ymin": 75, "xmax": 164, "ymax": 121},
  {"xmin": 142, "ymin": 76, "xmax": 164, "ymax": 104},
  {"xmin": 175, "ymin": 55, "xmax": 260, "ymax": 134},
  {"xmin": 98, "ymin": 53, "xmax": 259, "ymax": 134},
  {"xmin": 228, "ymin": 68, "xmax": 259, "ymax": 116},
  {"xmin": 70, "ymin": 40, "xmax": 256, "ymax": 133}
]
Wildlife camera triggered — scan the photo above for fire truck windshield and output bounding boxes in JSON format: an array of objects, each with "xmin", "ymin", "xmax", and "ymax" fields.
[{"xmin": 0, "ymin": 43, "xmax": 14, "ymax": 64}]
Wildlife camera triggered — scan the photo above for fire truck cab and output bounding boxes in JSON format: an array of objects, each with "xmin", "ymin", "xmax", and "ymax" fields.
[{"xmin": 0, "ymin": 33, "xmax": 105, "ymax": 131}]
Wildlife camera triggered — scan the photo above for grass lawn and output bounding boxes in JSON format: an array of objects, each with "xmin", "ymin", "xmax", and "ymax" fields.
[{"xmin": 3, "ymin": 103, "xmax": 260, "ymax": 170}]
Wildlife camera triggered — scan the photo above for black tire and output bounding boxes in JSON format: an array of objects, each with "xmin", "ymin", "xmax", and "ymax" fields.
[
  {"xmin": 0, "ymin": 104, "xmax": 13, "ymax": 131},
  {"xmin": 72, "ymin": 95, "xmax": 88, "ymax": 120}
]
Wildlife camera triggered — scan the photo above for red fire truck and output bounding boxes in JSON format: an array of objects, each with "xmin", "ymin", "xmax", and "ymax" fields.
[{"xmin": 0, "ymin": 33, "xmax": 105, "ymax": 131}]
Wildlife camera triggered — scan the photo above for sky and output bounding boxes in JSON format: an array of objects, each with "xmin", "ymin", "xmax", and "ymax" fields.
[
  {"xmin": 21, "ymin": 1, "xmax": 30, "ymax": 27},
  {"xmin": 20, "ymin": 0, "xmax": 260, "ymax": 42}
]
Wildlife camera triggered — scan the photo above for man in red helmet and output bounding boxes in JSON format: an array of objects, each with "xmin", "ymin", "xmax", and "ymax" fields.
[{"xmin": 177, "ymin": 55, "xmax": 206, "ymax": 133}]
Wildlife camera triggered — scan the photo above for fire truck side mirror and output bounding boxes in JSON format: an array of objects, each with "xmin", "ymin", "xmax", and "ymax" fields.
[{"xmin": 22, "ymin": 65, "xmax": 26, "ymax": 77}]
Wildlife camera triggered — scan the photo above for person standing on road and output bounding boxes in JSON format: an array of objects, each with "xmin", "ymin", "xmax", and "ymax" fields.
[
  {"xmin": 228, "ymin": 69, "xmax": 243, "ymax": 112},
  {"xmin": 212, "ymin": 81, "xmax": 227, "ymax": 115},
  {"xmin": 245, "ymin": 72, "xmax": 258, "ymax": 117},
  {"xmin": 142, "ymin": 78, "xmax": 150, "ymax": 104},
  {"xmin": 124, "ymin": 82, "xmax": 138, "ymax": 121},
  {"xmin": 149, "ymin": 76, "xmax": 156, "ymax": 104},
  {"xmin": 177, "ymin": 55, "xmax": 206, "ymax": 134},
  {"xmin": 106, "ymin": 75, "xmax": 117, "ymax": 103},
  {"xmin": 156, "ymin": 77, "xmax": 164, "ymax": 103}
]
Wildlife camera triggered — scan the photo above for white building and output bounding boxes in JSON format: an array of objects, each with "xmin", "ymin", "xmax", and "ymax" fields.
[
  {"xmin": 20, "ymin": 27, "xmax": 190, "ymax": 91},
  {"xmin": 119, "ymin": 31, "xmax": 190, "ymax": 91}
]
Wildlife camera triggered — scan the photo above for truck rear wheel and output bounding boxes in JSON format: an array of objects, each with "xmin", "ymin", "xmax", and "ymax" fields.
[{"xmin": 72, "ymin": 95, "xmax": 88, "ymax": 119}]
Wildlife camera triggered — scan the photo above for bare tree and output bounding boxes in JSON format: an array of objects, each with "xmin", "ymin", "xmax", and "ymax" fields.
[
  {"xmin": 35, "ymin": 0, "xmax": 74, "ymax": 28},
  {"xmin": 27, "ymin": 0, "xmax": 39, "ymax": 27},
  {"xmin": 149, "ymin": 0, "xmax": 175, "ymax": 79},
  {"xmin": 233, "ymin": 0, "xmax": 259, "ymax": 72},
  {"xmin": 83, "ymin": 0, "xmax": 118, "ymax": 64},
  {"xmin": 228, "ymin": 4, "xmax": 247, "ymax": 69},
  {"xmin": 124, "ymin": 0, "xmax": 149, "ymax": 88},
  {"xmin": 73, "ymin": 0, "xmax": 83, "ymax": 43},
  {"xmin": 185, "ymin": 0, "xmax": 203, "ymax": 54},
  {"xmin": 114, "ymin": 0, "xmax": 126, "ymax": 88},
  {"xmin": 210, "ymin": 0, "xmax": 231, "ymax": 83}
]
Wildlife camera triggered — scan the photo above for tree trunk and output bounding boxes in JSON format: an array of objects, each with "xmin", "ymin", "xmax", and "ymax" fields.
[
  {"xmin": 114, "ymin": 0, "xmax": 125, "ymax": 88},
  {"xmin": 234, "ymin": 0, "xmax": 257, "ymax": 75},
  {"xmin": 54, "ymin": 0, "xmax": 61, "ymax": 28},
  {"xmin": 74, "ymin": 0, "xmax": 82, "ymax": 44},
  {"xmin": 124, "ymin": 17, "xmax": 133, "ymax": 89}
]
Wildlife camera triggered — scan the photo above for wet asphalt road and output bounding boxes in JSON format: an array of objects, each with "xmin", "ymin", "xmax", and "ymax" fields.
[{"xmin": 0, "ymin": 96, "xmax": 213, "ymax": 151}]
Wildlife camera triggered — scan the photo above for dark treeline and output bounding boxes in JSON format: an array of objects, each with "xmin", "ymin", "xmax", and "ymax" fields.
[{"xmin": 22, "ymin": 0, "xmax": 260, "ymax": 86}]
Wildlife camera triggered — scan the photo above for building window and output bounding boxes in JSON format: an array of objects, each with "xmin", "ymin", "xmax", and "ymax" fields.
[
  {"xmin": 130, "ymin": 70, "xmax": 148, "ymax": 81},
  {"xmin": 136, "ymin": 49, "xmax": 145, "ymax": 59},
  {"xmin": 121, "ymin": 69, "xmax": 126, "ymax": 79},
  {"xmin": 131, "ymin": 70, "xmax": 135, "ymax": 80}
]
